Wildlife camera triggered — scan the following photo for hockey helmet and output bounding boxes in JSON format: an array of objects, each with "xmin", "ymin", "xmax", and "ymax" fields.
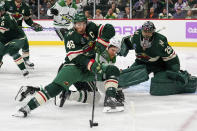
[
  {"xmin": 109, "ymin": 36, "xmax": 121, "ymax": 52},
  {"xmin": 142, "ymin": 21, "xmax": 156, "ymax": 33},
  {"xmin": 73, "ymin": 13, "xmax": 87, "ymax": 23}
]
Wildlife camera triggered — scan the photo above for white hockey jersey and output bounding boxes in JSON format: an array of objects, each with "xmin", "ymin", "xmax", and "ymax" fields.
[{"xmin": 47, "ymin": 0, "xmax": 77, "ymax": 29}]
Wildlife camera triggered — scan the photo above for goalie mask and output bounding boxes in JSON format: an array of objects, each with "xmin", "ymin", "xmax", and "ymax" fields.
[{"xmin": 141, "ymin": 21, "xmax": 156, "ymax": 48}]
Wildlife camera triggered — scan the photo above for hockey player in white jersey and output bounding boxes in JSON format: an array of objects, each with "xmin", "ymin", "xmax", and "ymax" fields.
[{"xmin": 47, "ymin": 0, "xmax": 77, "ymax": 41}]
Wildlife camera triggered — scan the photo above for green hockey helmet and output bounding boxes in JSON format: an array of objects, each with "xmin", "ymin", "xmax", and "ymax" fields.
[{"xmin": 73, "ymin": 13, "xmax": 87, "ymax": 23}]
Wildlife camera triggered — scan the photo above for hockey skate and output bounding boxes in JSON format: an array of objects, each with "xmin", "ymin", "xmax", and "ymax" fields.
[
  {"xmin": 24, "ymin": 60, "xmax": 34, "ymax": 69},
  {"xmin": 116, "ymin": 89, "xmax": 125, "ymax": 103},
  {"xmin": 54, "ymin": 90, "xmax": 71, "ymax": 107},
  {"xmin": 21, "ymin": 69, "xmax": 29, "ymax": 77},
  {"xmin": 15, "ymin": 86, "xmax": 40, "ymax": 102},
  {"xmin": 12, "ymin": 105, "xmax": 31, "ymax": 118},
  {"xmin": 103, "ymin": 88, "xmax": 124, "ymax": 113}
]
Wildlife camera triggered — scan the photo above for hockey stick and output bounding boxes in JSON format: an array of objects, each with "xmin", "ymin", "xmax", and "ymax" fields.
[
  {"xmin": 20, "ymin": 26, "xmax": 55, "ymax": 30},
  {"xmin": 156, "ymin": 27, "xmax": 166, "ymax": 33},
  {"xmin": 87, "ymin": 80, "xmax": 99, "ymax": 128}
]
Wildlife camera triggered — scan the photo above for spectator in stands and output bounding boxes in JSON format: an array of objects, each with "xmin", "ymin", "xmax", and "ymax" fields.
[
  {"xmin": 174, "ymin": 0, "xmax": 188, "ymax": 10},
  {"xmin": 85, "ymin": 10, "xmax": 92, "ymax": 19},
  {"xmin": 105, "ymin": 8, "xmax": 117, "ymax": 19},
  {"xmin": 161, "ymin": 0, "xmax": 176, "ymax": 14},
  {"xmin": 76, "ymin": 0, "xmax": 88, "ymax": 12},
  {"xmin": 185, "ymin": 10, "xmax": 193, "ymax": 19},
  {"xmin": 133, "ymin": 0, "xmax": 144, "ymax": 18},
  {"xmin": 146, "ymin": 7, "xmax": 158, "ymax": 19},
  {"xmin": 148, "ymin": 0, "xmax": 163, "ymax": 14},
  {"xmin": 173, "ymin": 6, "xmax": 185, "ymax": 18},
  {"xmin": 111, "ymin": 3, "xmax": 120, "ymax": 15},
  {"xmin": 118, "ymin": 0, "xmax": 130, "ymax": 11},
  {"xmin": 95, "ymin": 9, "xmax": 104, "ymax": 19},
  {"xmin": 159, "ymin": 8, "xmax": 173, "ymax": 19},
  {"xmin": 29, "ymin": 0, "xmax": 38, "ymax": 17},
  {"xmin": 42, "ymin": 0, "xmax": 48, "ymax": 9},
  {"xmin": 40, "ymin": 8, "xmax": 49, "ymax": 19},
  {"xmin": 188, "ymin": 0, "xmax": 197, "ymax": 8},
  {"xmin": 30, "ymin": 8, "xmax": 37, "ymax": 19},
  {"xmin": 108, "ymin": 0, "xmax": 118, "ymax": 5},
  {"xmin": 123, "ymin": 6, "xmax": 130, "ymax": 19}
]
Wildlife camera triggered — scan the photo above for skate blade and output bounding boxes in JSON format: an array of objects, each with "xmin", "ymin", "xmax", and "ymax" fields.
[
  {"xmin": 25, "ymin": 66, "xmax": 34, "ymax": 70},
  {"xmin": 103, "ymin": 106, "xmax": 124, "ymax": 113},
  {"xmin": 12, "ymin": 112, "xmax": 26, "ymax": 118},
  {"xmin": 15, "ymin": 86, "xmax": 26, "ymax": 101}
]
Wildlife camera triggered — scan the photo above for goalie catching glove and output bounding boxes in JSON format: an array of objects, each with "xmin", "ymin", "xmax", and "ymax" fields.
[{"xmin": 31, "ymin": 23, "xmax": 43, "ymax": 32}]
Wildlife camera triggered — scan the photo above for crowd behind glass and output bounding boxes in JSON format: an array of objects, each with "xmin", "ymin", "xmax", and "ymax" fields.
[{"xmin": 27, "ymin": 0, "xmax": 197, "ymax": 19}]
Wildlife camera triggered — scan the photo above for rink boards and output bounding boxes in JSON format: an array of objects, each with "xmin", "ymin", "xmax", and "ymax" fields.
[{"xmin": 25, "ymin": 19, "xmax": 197, "ymax": 47}]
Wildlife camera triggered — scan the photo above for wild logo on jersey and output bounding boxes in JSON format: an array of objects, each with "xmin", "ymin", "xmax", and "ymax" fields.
[
  {"xmin": 136, "ymin": 53, "xmax": 160, "ymax": 62},
  {"xmin": 11, "ymin": 12, "xmax": 23, "ymax": 20}
]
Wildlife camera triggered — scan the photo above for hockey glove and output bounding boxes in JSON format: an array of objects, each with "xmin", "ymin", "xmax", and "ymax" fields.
[
  {"xmin": 87, "ymin": 59, "xmax": 103, "ymax": 74},
  {"xmin": 50, "ymin": 8, "xmax": 58, "ymax": 16},
  {"xmin": 94, "ymin": 39, "xmax": 109, "ymax": 54},
  {"xmin": 31, "ymin": 23, "xmax": 43, "ymax": 32}
]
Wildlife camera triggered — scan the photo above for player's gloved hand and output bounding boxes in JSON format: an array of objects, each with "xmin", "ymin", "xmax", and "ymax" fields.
[
  {"xmin": 118, "ymin": 36, "xmax": 130, "ymax": 57},
  {"xmin": 31, "ymin": 23, "xmax": 43, "ymax": 32},
  {"xmin": 50, "ymin": 8, "xmax": 58, "ymax": 16},
  {"xmin": 94, "ymin": 40, "xmax": 109, "ymax": 54},
  {"xmin": 87, "ymin": 59, "xmax": 120, "ymax": 79}
]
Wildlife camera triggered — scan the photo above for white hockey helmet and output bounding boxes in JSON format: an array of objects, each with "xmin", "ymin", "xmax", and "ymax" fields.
[{"xmin": 109, "ymin": 36, "xmax": 121, "ymax": 51}]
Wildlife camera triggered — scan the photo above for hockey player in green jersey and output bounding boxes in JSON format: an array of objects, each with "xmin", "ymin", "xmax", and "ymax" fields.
[
  {"xmin": 4, "ymin": 0, "xmax": 43, "ymax": 68},
  {"xmin": 54, "ymin": 37, "xmax": 125, "ymax": 110},
  {"xmin": 0, "ymin": 2, "xmax": 29, "ymax": 76},
  {"xmin": 13, "ymin": 13, "xmax": 123, "ymax": 117},
  {"xmin": 119, "ymin": 21, "xmax": 197, "ymax": 95},
  {"xmin": 47, "ymin": 0, "xmax": 77, "ymax": 41},
  {"xmin": 15, "ymin": 37, "xmax": 125, "ymax": 112}
]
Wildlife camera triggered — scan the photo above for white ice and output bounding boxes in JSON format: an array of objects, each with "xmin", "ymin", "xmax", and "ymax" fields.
[{"xmin": 1, "ymin": 46, "xmax": 197, "ymax": 131}]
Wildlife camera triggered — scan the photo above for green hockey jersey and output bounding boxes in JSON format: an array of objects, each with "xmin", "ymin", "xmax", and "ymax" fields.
[
  {"xmin": 64, "ymin": 22, "xmax": 115, "ymax": 72},
  {"xmin": 124, "ymin": 29, "xmax": 180, "ymax": 71},
  {"xmin": 0, "ymin": 12, "xmax": 25, "ymax": 45},
  {"xmin": 4, "ymin": 0, "xmax": 32, "ymax": 26}
]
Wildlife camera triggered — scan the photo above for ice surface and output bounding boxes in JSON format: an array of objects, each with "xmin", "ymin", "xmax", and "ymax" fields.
[{"xmin": 0, "ymin": 46, "xmax": 197, "ymax": 131}]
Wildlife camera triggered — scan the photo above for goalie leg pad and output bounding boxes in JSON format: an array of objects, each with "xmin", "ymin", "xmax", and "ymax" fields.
[
  {"xmin": 150, "ymin": 71, "xmax": 185, "ymax": 96},
  {"xmin": 184, "ymin": 74, "xmax": 197, "ymax": 93},
  {"xmin": 119, "ymin": 65, "xmax": 149, "ymax": 88}
]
